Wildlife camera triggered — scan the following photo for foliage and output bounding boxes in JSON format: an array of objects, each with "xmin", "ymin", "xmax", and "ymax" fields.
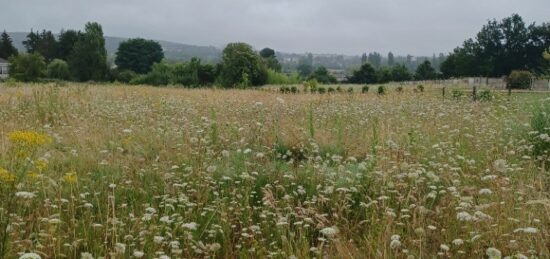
[
  {"xmin": 376, "ymin": 67, "xmax": 393, "ymax": 83},
  {"xmin": 47, "ymin": 59, "xmax": 71, "ymax": 80},
  {"xmin": 130, "ymin": 62, "xmax": 172, "ymax": 86},
  {"xmin": 530, "ymin": 100, "xmax": 550, "ymax": 158},
  {"xmin": 348, "ymin": 63, "xmax": 377, "ymax": 84},
  {"xmin": 441, "ymin": 14, "xmax": 550, "ymax": 77},
  {"xmin": 377, "ymin": 85, "xmax": 385, "ymax": 95},
  {"xmin": 477, "ymin": 89, "xmax": 492, "ymax": 102},
  {"xmin": 266, "ymin": 69, "xmax": 300, "ymax": 85},
  {"xmin": 259, "ymin": 48, "xmax": 282, "ymax": 72},
  {"xmin": 416, "ymin": 85, "xmax": 424, "ymax": 92},
  {"xmin": 508, "ymin": 70, "xmax": 532, "ymax": 89},
  {"xmin": 297, "ymin": 54, "xmax": 314, "ymax": 78},
  {"xmin": 451, "ymin": 89, "xmax": 463, "ymax": 99},
  {"xmin": 396, "ymin": 86, "xmax": 403, "ymax": 93},
  {"xmin": 303, "ymin": 79, "xmax": 318, "ymax": 93},
  {"xmin": 8, "ymin": 53, "xmax": 46, "ymax": 82},
  {"xmin": 115, "ymin": 38, "xmax": 164, "ymax": 74},
  {"xmin": 112, "ymin": 69, "xmax": 137, "ymax": 83},
  {"xmin": 308, "ymin": 66, "xmax": 337, "ymax": 84},
  {"xmin": 415, "ymin": 60, "xmax": 437, "ymax": 80},
  {"xmin": 391, "ymin": 64, "xmax": 412, "ymax": 81},
  {"xmin": 57, "ymin": 30, "xmax": 80, "ymax": 61},
  {"xmin": 23, "ymin": 30, "xmax": 58, "ymax": 62},
  {"xmin": 362, "ymin": 85, "xmax": 369, "ymax": 93},
  {"xmin": 0, "ymin": 31, "xmax": 18, "ymax": 59},
  {"xmin": 69, "ymin": 22, "xmax": 108, "ymax": 81},
  {"xmin": 218, "ymin": 43, "xmax": 267, "ymax": 87}
]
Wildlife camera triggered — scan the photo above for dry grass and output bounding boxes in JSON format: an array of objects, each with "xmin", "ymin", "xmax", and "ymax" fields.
[{"xmin": 0, "ymin": 83, "xmax": 549, "ymax": 258}]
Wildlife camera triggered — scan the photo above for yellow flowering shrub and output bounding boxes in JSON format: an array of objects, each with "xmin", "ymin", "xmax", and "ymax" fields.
[
  {"xmin": 0, "ymin": 168, "xmax": 16, "ymax": 183},
  {"xmin": 8, "ymin": 131, "xmax": 52, "ymax": 157}
]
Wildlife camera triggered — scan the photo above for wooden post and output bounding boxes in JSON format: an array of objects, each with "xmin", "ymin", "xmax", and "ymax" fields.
[
  {"xmin": 442, "ymin": 87, "xmax": 446, "ymax": 99},
  {"xmin": 472, "ymin": 86, "xmax": 477, "ymax": 101}
]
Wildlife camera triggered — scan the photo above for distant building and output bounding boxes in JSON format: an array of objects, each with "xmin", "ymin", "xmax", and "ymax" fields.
[{"xmin": 0, "ymin": 58, "xmax": 9, "ymax": 79}]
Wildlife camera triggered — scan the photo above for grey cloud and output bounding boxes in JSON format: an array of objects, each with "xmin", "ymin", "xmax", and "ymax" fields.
[{"xmin": 0, "ymin": 0, "xmax": 548, "ymax": 55}]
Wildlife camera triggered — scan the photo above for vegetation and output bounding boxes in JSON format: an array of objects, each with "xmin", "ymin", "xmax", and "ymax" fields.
[
  {"xmin": 46, "ymin": 59, "xmax": 71, "ymax": 80},
  {"xmin": 0, "ymin": 84, "xmax": 548, "ymax": 258},
  {"xmin": 308, "ymin": 66, "xmax": 337, "ymax": 84},
  {"xmin": 218, "ymin": 43, "xmax": 268, "ymax": 87},
  {"xmin": 0, "ymin": 31, "xmax": 18, "ymax": 59},
  {"xmin": 115, "ymin": 38, "xmax": 164, "ymax": 74},
  {"xmin": 441, "ymin": 14, "xmax": 550, "ymax": 77},
  {"xmin": 508, "ymin": 70, "xmax": 533, "ymax": 89},
  {"xmin": 69, "ymin": 22, "xmax": 108, "ymax": 82},
  {"xmin": 415, "ymin": 60, "xmax": 437, "ymax": 80},
  {"xmin": 8, "ymin": 53, "xmax": 46, "ymax": 82}
]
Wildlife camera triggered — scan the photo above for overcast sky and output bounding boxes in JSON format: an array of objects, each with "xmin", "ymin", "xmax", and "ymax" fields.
[{"xmin": 1, "ymin": 0, "xmax": 549, "ymax": 56}]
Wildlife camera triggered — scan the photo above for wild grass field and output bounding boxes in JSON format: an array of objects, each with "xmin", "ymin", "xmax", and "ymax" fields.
[{"xmin": 0, "ymin": 83, "xmax": 549, "ymax": 259}]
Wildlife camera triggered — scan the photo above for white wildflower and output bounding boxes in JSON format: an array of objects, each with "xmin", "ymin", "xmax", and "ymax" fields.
[
  {"xmin": 320, "ymin": 226, "xmax": 339, "ymax": 238},
  {"xmin": 19, "ymin": 253, "xmax": 42, "ymax": 259},
  {"xmin": 486, "ymin": 247, "xmax": 502, "ymax": 259}
]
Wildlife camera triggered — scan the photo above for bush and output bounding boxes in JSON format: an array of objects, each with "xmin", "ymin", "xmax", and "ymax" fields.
[
  {"xmin": 336, "ymin": 86, "xmax": 342, "ymax": 92},
  {"xmin": 361, "ymin": 85, "xmax": 369, "ymax": 93},
  {"xmin": 303, "ymin": 79, "xmax": 318, "ymax": 93},
  {"xmin": 477, "ymin": 89, "xmax": 492, "ymax": 102},
  {"xmin": 347, "ymin": 87, "xmax": 354, "ymax": 93},
  {"xmin": 130, "ymin": 62, "xmax": 172, "ymax": 86},
  {"xmin": 417, "ymin": 85, "xmax": 424, "ymax": 92},
  {"xmin": 8, "ymin": 53, "xmax": 46, "ymax": 82},
  {"xmin": 377, "ymin": 85, "xmax": 385, "ymax": 95},
  {"xmin": 508, "ymin": 70, "xmax": 532, "ymax": 89},
  {"xmin": 396, "ymin": 86, "xmax": 403, "ymax": 93},
  {"xmin": 290, "ymin": 86, "xmax": 298, "ymax": 94},
  {"xmin": 279, "ymin": 86, "xmax": 290, "ymax": 94},
  {"xmin": 327, "ymin": 87, "xmax": 335, "ymax": 93},
  {"xmin": 114, "ymin": 70, "xmax": 138, "ymax": 83},
  {"xmin": 47, "ymin": 59, "xmax": 71, "ymax": 80},
  {"xmin": 530, "ymin": 100, "xmax": 550, "ymax": 158},
  {"xmin": 318, "ymin": 87, "xmax": 326, "ymax": 94},
  {"xmin": 451, "ymin": 89, "xmax": 463, "ymax": 99},
  {"xmin": 267, "ymin": 69, "xmax": 300, "ymax": 85}
]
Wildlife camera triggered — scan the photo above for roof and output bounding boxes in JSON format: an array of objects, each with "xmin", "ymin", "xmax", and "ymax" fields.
[{"xmin": 0, "ymin": 58, "xmax": 8, "ymax": 63}]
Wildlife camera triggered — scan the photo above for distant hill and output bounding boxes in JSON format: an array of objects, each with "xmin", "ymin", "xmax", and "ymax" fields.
[{"xmin": 8, "ymin": 32, "xmax": 222, "ymax": 63}]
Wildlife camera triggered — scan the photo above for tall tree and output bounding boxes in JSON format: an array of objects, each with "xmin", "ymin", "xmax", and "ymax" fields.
[
  {"xmin": 347, "ymin": 63, "xmax": 377, "ymax": 84},
  {"xmin": 391, "ymin": 64, "xmax": 412, "ymax": 82},
  {"xmin": 23, "ymin": 30, "xmax": 58, "ymax": 62},
  {"xmin": 218, "ymin": 42, "xmax": 267, "ymax": 87},
  {"xmin": 361, "ymin": 53, "xmax": 367, "ymax": 64},
  {"xmin": 0, "ymin": 31, "xmax": 18, "ymax": 59},
  {"xmin": 368, "ymin": 52, "xmax": 382, "ymax": 68},
  {"xmin": 69, "ymin": 22, "xmax": 108, "ymax": 81},
  {"xmin": 259, "ymin": 47, "xmax": 282, "ymax": 72},
  {"xmin": 57, "ymin": 30, "xmax": 80, "ymax": 61},
  {"xmin": 415, "ymin": 60, "xmax": 437, "ymax": 80},
  {"xmin": 115, "ymin": 38, "xmax": 164, "ymax": 74},
  {"xmin": 387, "ymin": 52, "xmax": 395, "ymax": 66}
]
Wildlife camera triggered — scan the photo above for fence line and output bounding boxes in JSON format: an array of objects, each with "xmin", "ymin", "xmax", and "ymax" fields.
[{"xmin": 400, "ymin": 77, "xmax": 550, "ymax": 91}]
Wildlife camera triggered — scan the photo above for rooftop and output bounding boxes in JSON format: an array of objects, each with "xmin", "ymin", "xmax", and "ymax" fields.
[{"xmin": 0, "ymin": 58, "xmax": 8, "ymax": 63}]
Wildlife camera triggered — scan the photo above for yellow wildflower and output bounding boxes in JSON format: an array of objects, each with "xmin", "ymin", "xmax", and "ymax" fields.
[
  {"xmin": 63, "ymin": 171, "xmax": 78, "ymax": 184},
  {"xmin": 27, "ymin": 171, "xmax": 41, "ymax": 181},
  {"xmin": 0, "ymin": 168, "xmax": 16, "ymax": 183},
  {"xmin": 35, "ymin": 159, "xmax": 48, "ymax": 172},
  {"xmin": 8, "ymin": 130, "xmax": 52, "ymax": 147}
]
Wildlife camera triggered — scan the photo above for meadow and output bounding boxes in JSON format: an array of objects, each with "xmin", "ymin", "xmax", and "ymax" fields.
[{"xmin": 0, "ymin": 83, "xmax": 549, "ymax": 258}]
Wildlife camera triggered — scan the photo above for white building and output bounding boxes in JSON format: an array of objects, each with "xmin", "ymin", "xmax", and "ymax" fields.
[{"xmin": 0, "ymin": 58, "xmax": 9, "ymax": 79}]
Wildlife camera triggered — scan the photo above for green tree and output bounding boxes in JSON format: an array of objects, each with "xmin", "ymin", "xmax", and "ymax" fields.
[
  {"xmin": 387, "ymin": 52, "xmax": 395, "ymax": 66},
  {"xmin": 415, "ymin": 60, "xmax": 437, "ymax": 80},
  {"xmin": 347, "ymin": 63, "xmax": 377, "ymax": 84},
  {"xmin": 8, "ymin": 53, "xmax": 46, "ymax": 82},
  {"xmin": 376, "ymin": 67, "xmax": 393, "ymax": 83},
  {"xmin": 131, "ymin": 62, "xmax": 173, "ymax": 86},
  {"xmin": 57, "ymin": 30, "xmax": 80, "ymax": 61},
  {"xmin": 23, "ymin": 30, "xmax": 58, "ymax": 62},
  {"xmin": 259, "ymin": 47, "xmax": 282, "ymax": 72},
  {"xmin": 441, "ymin": 14, "xmax": 550, "ymax": 77},
  {"xmin": 368, "ymin": 52, "xmax": 382, "ymax": 68},
  {"xmin": 218, "ymin": 43, "xmax": 267, "ymax": 87},
  {"xmin": 308, "ymin": 66, "xmax": 337, "ymax": 84},
  {"xmin": 0, "ymin": 31, "xmax": 18, "ymax": 59},
  {"xmin": 47, "ymin": 59, "xmax": 71, "ymax": 80},
  {"xmin": 391, "ymin": 64, "xmax": 412, "ymax": 81},
  {"xmin": 115, "ymin": 38, "xmax": 164, "ymax": 74},
  {"xmin": 69, "ymin": 22, "xmax": 108, "ymax": 81}
]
